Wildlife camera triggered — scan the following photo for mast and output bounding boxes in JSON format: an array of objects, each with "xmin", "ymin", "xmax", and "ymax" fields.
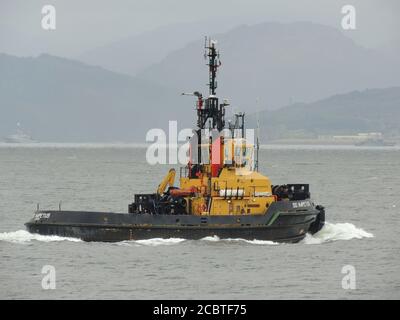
[
  {"xmin": 183, "ymin": 37, "xmax": 226, "ymax": 131},
  {"xmin": 182, "ymin": 38, "xmax": 229, "ymax": 172},
  {"xmin": 190, "ymin": 37, "xmax": 226, "ymax": 132},
  {"xmin": 205, "ymin": 37, "xmax": 220, "ymax": 96}
]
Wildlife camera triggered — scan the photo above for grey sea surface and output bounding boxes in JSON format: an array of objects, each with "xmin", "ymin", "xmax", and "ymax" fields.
[{"xmin": 0, "ymin": 144, "xmax": 399, "ymax": 299}]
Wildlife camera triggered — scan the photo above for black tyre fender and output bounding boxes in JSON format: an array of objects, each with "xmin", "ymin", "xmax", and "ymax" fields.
[{"xmin": 309, "ymin": 205, "xmax": 325, "ymax": 234}]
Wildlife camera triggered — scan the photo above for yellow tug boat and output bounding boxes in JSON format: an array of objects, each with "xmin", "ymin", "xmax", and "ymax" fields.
[{"xmin": 26, "ymin": 39, "xmax": 325, "ymax": 242}]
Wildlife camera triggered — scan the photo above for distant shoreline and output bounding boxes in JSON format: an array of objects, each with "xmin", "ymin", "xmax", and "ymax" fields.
[{"xmin": 0, "ymin": 142, "xmax": 398, "ymax": 150}]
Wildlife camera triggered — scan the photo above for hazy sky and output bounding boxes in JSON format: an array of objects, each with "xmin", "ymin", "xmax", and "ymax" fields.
[{"xmin": 0, "ymin": 0, "xmax": 399, "ymax": 58}]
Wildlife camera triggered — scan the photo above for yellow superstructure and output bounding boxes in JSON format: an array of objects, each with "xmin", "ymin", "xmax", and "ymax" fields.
[{"xmin": 176, "ymin": 138, "xmax": 276, "ymax": 216}]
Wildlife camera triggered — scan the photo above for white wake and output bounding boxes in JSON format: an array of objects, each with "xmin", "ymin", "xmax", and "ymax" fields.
[
  {"xmin": 200, "ymin": 235, "xmax": 278, "ymax": 245},
  {"xmin": 0, "ymin": 230, "xmax": 82, "ymax": 244},
  {"xmin": 132, "ymin": 238, "xmax": 186, "ymax": 246},
  {"xmin": 1, "ymin": 223, "xmax": 373, "ymax": 246},
  {"xmin": 301, "ymin": 222, "xmax": 374, "ymax": 244}
]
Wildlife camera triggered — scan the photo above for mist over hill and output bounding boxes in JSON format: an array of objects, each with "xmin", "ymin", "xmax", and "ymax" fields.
[
  {"xmin": 77, "ymin": 20, "xmax": 239, "ymax": 76},
  {"xmin": 138, "ymin": 22, "xmax": 400, "ymax": 111},
  {"xmin": 0, "ymin": 53, "xmax": 194, "ymax": 142},
  {"xmin": 1, "ymin": 21, "xmax": 400, "ymax": 142},
  {"xmin": 247, "ymin": 87, "xmax": 400, "ymax": 141}
]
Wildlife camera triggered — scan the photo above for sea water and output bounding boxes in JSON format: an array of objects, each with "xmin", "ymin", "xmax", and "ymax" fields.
[{"xmin": 0, "ymin": 144, "xmax": 398, "ymax": 299}]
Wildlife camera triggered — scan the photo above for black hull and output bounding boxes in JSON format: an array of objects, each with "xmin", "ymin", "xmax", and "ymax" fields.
[{"xmin": 25, "ymin": 200, "xmax": 324, "ymax": 243}]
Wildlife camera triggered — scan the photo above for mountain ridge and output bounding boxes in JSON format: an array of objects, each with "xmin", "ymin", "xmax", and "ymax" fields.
[
  {"xmin": 138, "ymin": 21, "xmax": 400, "ymax": 110},
  {"xmin": 247, "ymin": 86, "xmax": 400, "ymax": 141},
  {"xmin": 1, "ymin": 22, "xmax": 400, "ymax": 142},
  {"xmin": 0, "ymin": 53, "xmax": 192, "ymax": 142}
]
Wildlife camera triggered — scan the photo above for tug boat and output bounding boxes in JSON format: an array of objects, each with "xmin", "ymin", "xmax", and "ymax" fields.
[{"xmin": 25, "ymin": 39, "xmax": 325, "ymax": 243}]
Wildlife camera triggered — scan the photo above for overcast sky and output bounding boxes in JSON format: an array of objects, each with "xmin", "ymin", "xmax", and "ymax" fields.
[{"xmin": 0, "ymin": 0, "xmax": 399, "ymax": 57}]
